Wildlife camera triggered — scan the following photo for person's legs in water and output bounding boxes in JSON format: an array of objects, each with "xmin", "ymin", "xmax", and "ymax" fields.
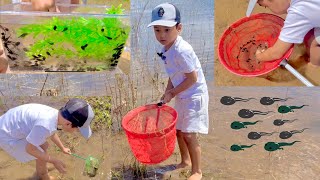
[
  {"xmin": 176, "ymin": 130, "xmax": 192, "ymax": 169},
  {"xmin": 0, "ymin": 40, "xmax": 10, "ymax": 73},
  {"xmin": 36, "ymin": 142, "xmax": 55, "ymax": 180},
  {"xmin": 183, "ymin": 132, "xmax": 202, "ymax": 180},
  {"xmin": 304, "ymin": 28, "xmax": 320, "ymax": 66}
]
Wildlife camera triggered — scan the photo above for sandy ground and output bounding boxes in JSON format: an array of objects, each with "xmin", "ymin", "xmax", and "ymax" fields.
[
  {"xmin": 214, "ymin": 0, "xmax": 320, "ymax": 86},
  {"xmin": 1, "ymin": 86, "xmax": 320, "ymax": 179},
  {"xmin": 110, "ymin": 82, "xmax": 320, "ymax": 179}
]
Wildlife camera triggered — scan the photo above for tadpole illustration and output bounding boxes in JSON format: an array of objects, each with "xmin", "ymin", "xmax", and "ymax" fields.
[
  {"xmin": 264, "ymin": 141, "xmax": 300, "ymax": 152},
  {"xmin": 231, "ymin": 120, "xmax": 262, "ymax": 130},
  {"xmin": 248, "ymin": 131, "xmax": 277, "ymax": 140},
  {"xmin": 273, "ymin": 119, "xmax": 298, "ymax": 126},
  {"xmin": 278, "ymin": 105, "xmax": 308, "ymax": 113},
  {"xmin": 220, "ymin": 96, "xmax": 255, "ymax": 105},
  {"xmin": 260, "ymin": 97, "xmax": 292, "ymax": 105},
  {"xmin": 230, "ymin": 144, "xmax": 256, "ymax": 151},
  {"xmin": 279, "ymin": 128, "xmax": 309, "ymax": 139},
  {"xmin": 238, "ymin": 109, "xmax": 273, "ymax": 118}
]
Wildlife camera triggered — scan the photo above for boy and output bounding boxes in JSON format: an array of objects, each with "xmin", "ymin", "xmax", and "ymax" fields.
[
  {"xmin": 247, "ymin": 0, "xmax": 320, "ymax": 66},
  {"xmin": 0, "ymin": 98, "xmax": 95, "ymax": 180},
  {"xmin": 148, "ymin": 3, "xmax": 209, "ymax": 180}
]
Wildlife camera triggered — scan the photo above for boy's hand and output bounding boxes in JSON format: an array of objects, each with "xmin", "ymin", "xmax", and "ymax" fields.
[
  {"xmin": 62, "ymin": 147, "xmax": 71, "ymax": 155},
  {"xmin": 51, "ymin": 158, "xmax": 67, "ymax": 173},
  {"xmin": 162, "ymin": 90, "xmax": 175, "ymax": 103}
]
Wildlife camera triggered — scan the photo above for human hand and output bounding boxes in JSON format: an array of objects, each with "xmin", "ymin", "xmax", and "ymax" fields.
[
  {"xmin": 61, "ymin": 147, "xmax": 71, "ymax": 155},
  {"xmin": 162, "ymin": 90, "xmax": 174, "ymax": 103},
  {"xmin": 51, "ymin": 158, "xmax": 67, "ymax": 173}
]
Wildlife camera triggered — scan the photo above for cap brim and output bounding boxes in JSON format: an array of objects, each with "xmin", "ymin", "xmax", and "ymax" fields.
[
  {"xmin": 147, "ymin": 20, "xmax": 177, "ymax": 27},
  {"xmin": 246, "ymin": 0, "xmax": 258, "ymax": 17},
  {"xmin": 79, "ymin": 126, "xmax": 92, "ymax": 139}
]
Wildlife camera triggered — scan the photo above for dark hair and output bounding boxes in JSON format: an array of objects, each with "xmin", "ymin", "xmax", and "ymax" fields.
[{"xmin": 59, "ymin": 110, "xmax": 78, "ymax": 128}]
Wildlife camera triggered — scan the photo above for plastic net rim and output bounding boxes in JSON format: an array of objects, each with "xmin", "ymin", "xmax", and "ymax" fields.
[
  {"xmin": 218, "ymin": 13, "xmax": 294, "ymax": 77},
  {"xmin": 122, "ymin": 104, "xmax": 178, "ymax": 139}
]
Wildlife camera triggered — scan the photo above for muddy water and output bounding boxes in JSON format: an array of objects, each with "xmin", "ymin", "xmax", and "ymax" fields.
[{"xmin": 215, "ymin": 0, "xmax": 320, "ymax": 86}]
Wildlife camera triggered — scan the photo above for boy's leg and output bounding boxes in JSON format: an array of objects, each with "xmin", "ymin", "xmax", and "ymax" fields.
[
  {"xmin": 36, "ymin": 142, "xmax": 53, "ymax": 180},
  {"xmin": 176, "ymin": 130, "xmax": 191, "ymax": 168},
  {"xmin": 304, "ymin": 28, "xmax": 320, "ymax": 66},
  {"xmin": 310, "ymin": 28, "xmax": 320, "ymax": 66},
  {"xmin": 183, "ymin": 132, "xmax": 202, "ymax": 179},
  {"xmin": 0, "ymin": 39, "xmax": 10, "ymax": 73}
]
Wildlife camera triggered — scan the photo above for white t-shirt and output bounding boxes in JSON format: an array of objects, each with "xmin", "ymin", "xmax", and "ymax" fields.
[
  {"xmin": 279, "ymin": 0, "xmax": 320, "ymax": 43},
  {"xmin": 161, "ymin": 36, "xmax": 208, "ymax": 99},
  {"xmin": 0, "ymin": 104, "xmax": 58, "ymax": 147}
]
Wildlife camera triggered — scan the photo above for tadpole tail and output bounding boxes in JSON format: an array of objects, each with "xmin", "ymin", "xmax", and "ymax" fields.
[
  {"xmin": 241, "ymin": 144, "xmax": 256, "ymax": 148},
  {"xmin": 234, "ymin": 97, "xmax": 256, "ymax": 102},
  {"xmin": 273, "ymin": 97, "xmax": 293, "ymax": 102},
  {"xmin": 291, "ymin": 128, "xmax": 309, "ymax": 134},
  {"xmin": 284, "ymin": 119, "xmax": 298, "ymax": 123},
  {"xmin": 260, "ymin": 131, "xmax": 277, "ymax": 136},
  {"xmin": 278, "ymin": 141, "xmax": 300, "ymax": 146},
  {"xmin": 291, "ymin": 105, "xmax": 308, "ymax": 109},
  {"xmin": 253, "ymin": 110, "xmax": 274, "ymax": 115}
]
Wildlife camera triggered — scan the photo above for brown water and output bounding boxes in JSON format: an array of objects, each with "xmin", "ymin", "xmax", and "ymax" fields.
[{"xmin": 215, "ymin": 0, "xmax": 320, "ymax": 86}]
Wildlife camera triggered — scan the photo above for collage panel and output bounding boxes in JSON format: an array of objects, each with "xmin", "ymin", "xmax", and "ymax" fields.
[
  {"xmin": 215, "ymin": 0, "xmax": 320, "ymax": 86},
  {"xmin": 0, "ymin": 96, "xmax": 112, "ymax": 179},
  {"xmin": 211, "ymin": 87, "xmax": 320, "ymax": 179},
  {"xmin": 0, "ymin": 0, "xmax": 130, "ymax": 73},
  {"xmin": 110, "ymin": 0, "xmax": 214, "ymax": 179}
]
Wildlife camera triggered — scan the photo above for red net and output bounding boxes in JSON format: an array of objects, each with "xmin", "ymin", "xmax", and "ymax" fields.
[
  {"xmin": 218, "ymin": 13, "xmax": 293, "ymax": 77},
  {"xmin": 122, "ymin": 104, "xmax": 178, "ymax": 165}
]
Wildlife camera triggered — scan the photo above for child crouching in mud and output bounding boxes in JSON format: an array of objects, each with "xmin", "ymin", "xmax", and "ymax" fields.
[{"xmin": 0, "ymin": 98, "xmax": 95, "ymax": 179}]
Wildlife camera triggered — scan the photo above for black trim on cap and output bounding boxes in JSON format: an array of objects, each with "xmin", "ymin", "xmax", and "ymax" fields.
[{"xmin": 171, "ymin": 4, "xmax": 181, "ymax": 23}]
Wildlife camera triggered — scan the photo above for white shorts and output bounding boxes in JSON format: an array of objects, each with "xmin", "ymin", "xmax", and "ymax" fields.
[
  {"xmin": 315, "ymin": 27, "xmax": 320, "ymax": 44},
  {"xmin": 174, "ymin": 92, "xmax": 209, "ymax": 134},
  {"xmin": 0, "ymin": 133, "xmax": 43, "ymax": 163}
]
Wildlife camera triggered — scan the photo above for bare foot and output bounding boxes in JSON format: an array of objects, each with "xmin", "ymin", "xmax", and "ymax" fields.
[
  {"xmin": 175, "ymin": 162, "xmax": 191, "ymax": 169},
  {"xmin": 188, "ymin": 172, "xmax": 202, "ymax": 180}
]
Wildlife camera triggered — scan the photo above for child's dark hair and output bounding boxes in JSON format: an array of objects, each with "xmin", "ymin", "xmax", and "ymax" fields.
[{"xmin": 175, "ymin": 23, "xmax": 181, "ymax": 28}]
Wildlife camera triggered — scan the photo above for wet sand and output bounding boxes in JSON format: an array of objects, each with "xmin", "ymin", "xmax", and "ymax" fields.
[
  {"xmin": 214, "ymin": 0, "xmax": 320, "ymax": 86},
  {"xmin": 110, "ymin": 83, "xmax": 320, "ymax": 179}
]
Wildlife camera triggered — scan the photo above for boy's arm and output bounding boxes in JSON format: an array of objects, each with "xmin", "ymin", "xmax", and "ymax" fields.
[
  {"xmin": 169, "ymin": 71, "xmax": 197, "ymax": 97},
  {"xmin": 256, "ymin": 39, "xmax": 292, "ymax": 62},
  {"xmin": 165, "ymin": 78, "xmax": 174, "ymax": 92},
  {"xmin": 50, "ymin": 133, "xmax": 71, "ymax": 154}
]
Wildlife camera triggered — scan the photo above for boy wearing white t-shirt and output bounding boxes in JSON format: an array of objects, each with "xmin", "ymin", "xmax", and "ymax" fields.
[
  {"xmin": 247, "ymin": 0, "xmax": 320, "ymax": 66},
  {"xmin": 148, "ymin": 3, "xmax": 209, "ymax": 180},
  {"xmin": 0, "ymin": 98, "xmax": 95, "ymax": 180}
]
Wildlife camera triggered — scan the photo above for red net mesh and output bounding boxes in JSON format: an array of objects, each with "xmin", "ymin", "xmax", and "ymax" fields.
[
  {"xmin": 218, "ymin": 13, "xmax": 293, "ymax": 77},
  {"xmin": 122, "ymin": 104, "xmax": 178, "ymax": 165}
]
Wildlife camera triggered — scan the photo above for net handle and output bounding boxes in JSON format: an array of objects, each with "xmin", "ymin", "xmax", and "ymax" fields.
[{"xmin": 280, "ymin": 59, "xmax": 314, "ymax": 87}]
